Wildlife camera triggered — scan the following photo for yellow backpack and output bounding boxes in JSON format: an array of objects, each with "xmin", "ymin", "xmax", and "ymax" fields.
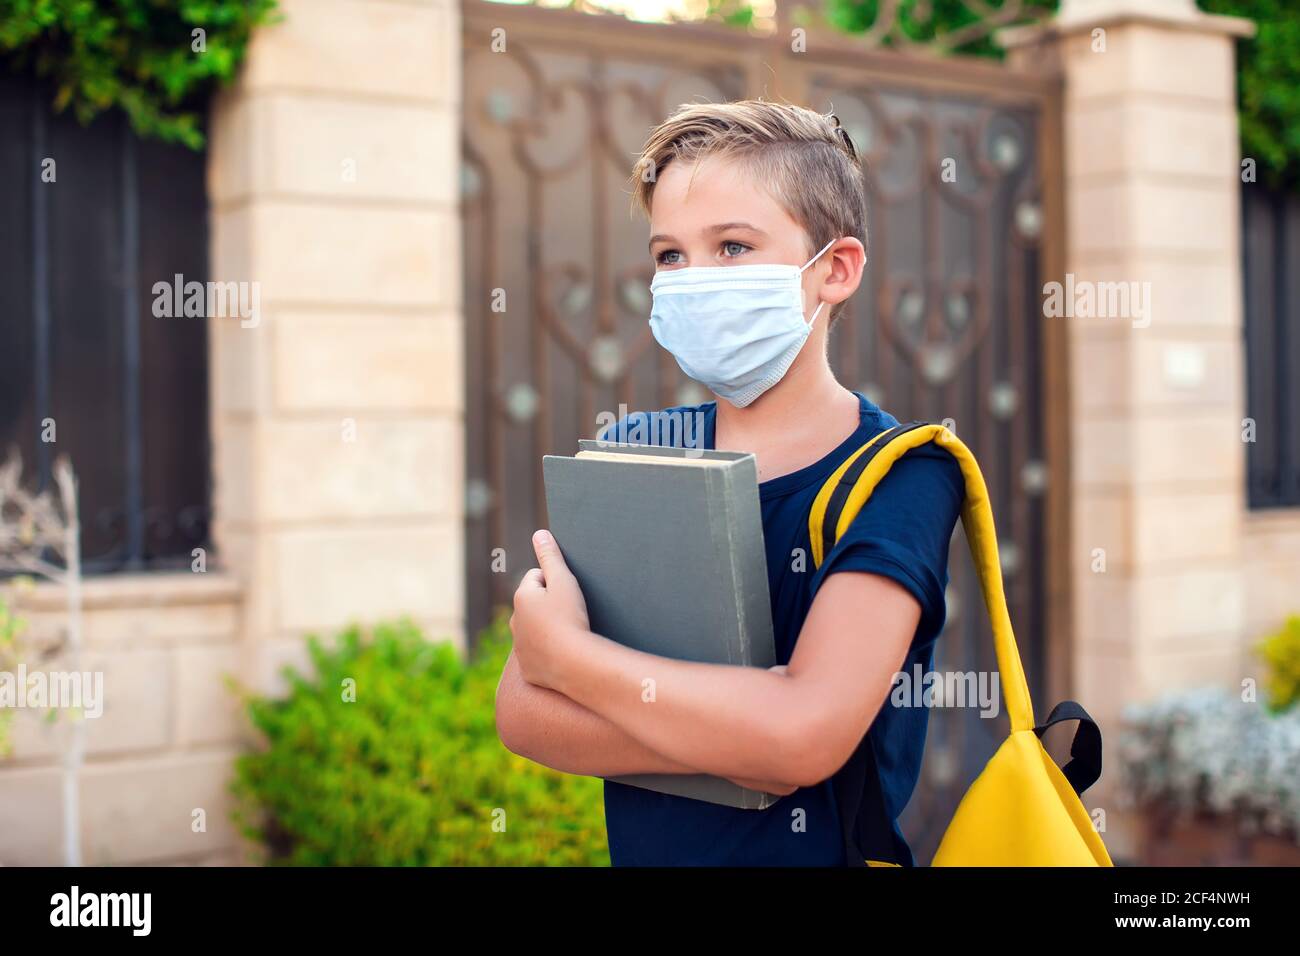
[{"xmin": 811, "ymin": 421, "xmax": 1113, "ymax": 867}]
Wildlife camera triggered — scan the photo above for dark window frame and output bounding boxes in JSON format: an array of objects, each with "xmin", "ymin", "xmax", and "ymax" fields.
[
  {"xmin": 1243, "ymin": 182, "xmax": 1300, "ymax": 510},
  {"xmin": 0, "ymin": 75, "xmax": 213, "ymax": 573}
]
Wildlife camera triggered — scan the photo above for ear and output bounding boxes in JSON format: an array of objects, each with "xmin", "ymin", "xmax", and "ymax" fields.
[{"xmin": 816, "ymin": 237, "xmax": 867, "ymax": 308}]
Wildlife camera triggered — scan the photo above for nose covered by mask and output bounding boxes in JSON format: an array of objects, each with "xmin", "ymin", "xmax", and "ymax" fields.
[{"xmin": 649, "ymin": 237, "xmax": 838, "ymax": 409}]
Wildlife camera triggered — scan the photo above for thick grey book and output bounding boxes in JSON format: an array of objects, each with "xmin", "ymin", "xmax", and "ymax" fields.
[{"xmin": 542, "ymin": 439, "xmax": 778, "ymax": 810}]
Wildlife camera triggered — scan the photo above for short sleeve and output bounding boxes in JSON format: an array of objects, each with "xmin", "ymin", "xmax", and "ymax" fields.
[{"xmin": 809, "ymin": 444, "xmax": 964, "ymax": 645}]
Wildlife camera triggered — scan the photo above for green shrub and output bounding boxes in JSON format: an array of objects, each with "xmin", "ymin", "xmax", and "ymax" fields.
[
  {"xmin": 0, "ymin": 0, "xmax": 280, "ymax": 149},
  {"xmin": 231, "ymin": 617, "xmax": 608, "ymax": 866},
  {"xmin": 1258, "ymin": 614, "xmax": 1300, "ymax": 713}
]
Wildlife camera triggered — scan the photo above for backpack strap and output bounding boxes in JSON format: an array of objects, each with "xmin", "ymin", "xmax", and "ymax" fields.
[
  {"xmin": 1033, "ymin": 700, "xmax": 1103, "ymax": 795},
  {"xmin": 809, "ymin": 421, "xmax": 1035, "ymax": 732},
  {"xmin": 813, "ymin": 422, "xmax": 930, "ymax": 567},
  {"xmin": 812, "ymin": 421, "xmax": 1042, "ymax": 865}
]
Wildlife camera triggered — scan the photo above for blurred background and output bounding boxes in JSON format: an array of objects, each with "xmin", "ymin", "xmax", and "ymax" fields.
[{"xmin": 0, "ymin": 0, "xmax": 1298, "ymax": 866}]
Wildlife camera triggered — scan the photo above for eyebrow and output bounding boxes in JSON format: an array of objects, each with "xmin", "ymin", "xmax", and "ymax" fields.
[{"xmin": 647, "ymin": 222, "xmax": 769, "ymax": 251}]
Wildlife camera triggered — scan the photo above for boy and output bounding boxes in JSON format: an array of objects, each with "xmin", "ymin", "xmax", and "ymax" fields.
[{"xmin": 496, "ymin": 101, "xmax": 963, "ymax": 866}]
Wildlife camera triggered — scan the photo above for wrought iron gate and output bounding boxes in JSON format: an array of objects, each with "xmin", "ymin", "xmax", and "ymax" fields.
[{"xmin": 461, "ymin": 0, "xmax": 1067, "ymax": 862}]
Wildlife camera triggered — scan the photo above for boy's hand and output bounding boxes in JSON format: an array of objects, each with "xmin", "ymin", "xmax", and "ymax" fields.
[{"xmin": 510, "ymin": 529, "xmax": 591, "ymax": 689}]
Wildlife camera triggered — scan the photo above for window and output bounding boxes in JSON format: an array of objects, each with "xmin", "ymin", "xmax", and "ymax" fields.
[
  {"xmin": 0, "ymin": 75, "xmax": 211, "ymax": 571},
  {"xmin": 1242, "ymin": 183, "xmax": 1300, "ymax": 509}
]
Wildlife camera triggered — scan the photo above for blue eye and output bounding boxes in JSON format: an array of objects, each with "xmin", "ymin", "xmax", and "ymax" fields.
[
  {"xmin": 656, "ymin": 249, "xmax": 683, "ymax": 266},
  {"xmin": 722, "ymin": 241, "xmax": 749, "ymax": 258}
]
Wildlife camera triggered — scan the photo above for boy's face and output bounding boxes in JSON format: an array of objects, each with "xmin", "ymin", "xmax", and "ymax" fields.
[
  {"xmin": 644, "ymin": 154, "xmax": 865, "ymax": 401},
  {"xmin": 647, "ymin": 157, "xmax": 818, "ymax": 275}
]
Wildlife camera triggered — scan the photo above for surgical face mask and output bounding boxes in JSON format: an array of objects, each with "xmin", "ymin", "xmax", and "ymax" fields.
[{"xmin": 649, "ymin": 237, "xmax": 837, "ymax": 408}]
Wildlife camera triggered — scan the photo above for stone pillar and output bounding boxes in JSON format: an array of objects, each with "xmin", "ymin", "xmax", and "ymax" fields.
[
  {"xmin": 207, "ymin": 0, "xmax": 465, "ymax": 691},
  {"xmin": 1004, "ymin": 0, "xmax": 1254, "ymax": 857}
]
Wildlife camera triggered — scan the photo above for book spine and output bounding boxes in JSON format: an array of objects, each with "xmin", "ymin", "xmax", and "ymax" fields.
[
  {"xmin": 723, "ymin": 461, "xmax": 775, "ymax": 669},
  {"xmin": 705, "ymin": 465, "xmax": 745, "ymax": 666}
]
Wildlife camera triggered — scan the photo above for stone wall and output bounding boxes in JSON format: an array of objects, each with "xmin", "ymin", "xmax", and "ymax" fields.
[
  {"xmin": 207, "ymin": 0, "xmax": 467, "ymax": 696},
  {"xmin": 1005, "ymin": 0, "xmax": 1261, "ymax": 860},
  {"xmin": 0, "ymin": 575, "xmax": 244, "ymax": 865},
  {"xmin": 0, "ymin": 0, "xmax": 464, "ymax": 866}
]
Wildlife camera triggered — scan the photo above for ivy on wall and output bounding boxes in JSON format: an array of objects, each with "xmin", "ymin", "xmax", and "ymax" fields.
[
  {"xmin": 823, "ymin": 0, "xmax": 1300, "ymax": 187},
  {"xmin": 0, "ymin": 0, "xmax": 279, "ymax": 150},
  {"xmin": 1201, "ymin": 0, "xmax": 1300, "ymax": 188}
]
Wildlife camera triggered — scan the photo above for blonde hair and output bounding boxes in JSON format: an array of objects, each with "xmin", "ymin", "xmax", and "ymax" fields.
[{"xmin": 631, "ymin": 100, "xmax": 868, "ymax": 271}]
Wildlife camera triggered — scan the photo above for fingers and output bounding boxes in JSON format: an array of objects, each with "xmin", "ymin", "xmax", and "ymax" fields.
[
  {"xmin": 531, "ymin": 529, "xmax": 571, "ymax": 584},
  {"xmin": 512, "ymin": 567, "xmax": 544, "ymax": 612}
]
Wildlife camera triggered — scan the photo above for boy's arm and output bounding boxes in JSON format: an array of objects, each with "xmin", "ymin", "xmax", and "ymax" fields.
[
  {"xmin": 495, "ymin": 648, "xmax": 797, "ymax": 795},
  {"xmin": 511, "ymin": 532, "xmax": 918, "ymax": 791}
]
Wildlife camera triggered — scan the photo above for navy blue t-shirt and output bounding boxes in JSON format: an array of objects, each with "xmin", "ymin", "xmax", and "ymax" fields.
[{"xmin": 596, "ymin": 391, "xmax": 964, "ymax": 866}]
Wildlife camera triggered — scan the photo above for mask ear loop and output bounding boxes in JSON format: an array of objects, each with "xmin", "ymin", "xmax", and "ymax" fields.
[
  {"xmin": 799, "ymin": 236, "xmax": 839, "ymax": 326},
  {"xmin": 799, "ymin": 236, "xmax": 840, "ymax": 274}
]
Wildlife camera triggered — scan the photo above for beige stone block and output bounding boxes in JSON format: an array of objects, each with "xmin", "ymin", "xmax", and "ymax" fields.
[
  {"xmin": 207, "ymin": 89, "xmax": 257, "ymax": 207},
  {"xmin": 1063, "ymin": 23, "xmax": 1236, "ymax": 107},
  {"xmin": 1068, "ymin": 178, "xmax": 1237, "ymax": 258},
  {"xmin": 213, "ymin": 417, "xmax": 258, "ymax": 528},
  {"xmin": 1067, "ymin": 98, "xmax": 1238, "ymax": 181},
  {"xmin": 82, "ymin": 649, "xmax": 172, "ymax": 756},
  {"xmin": 1131, "ymin": 565, "xmax": 1244, "ymax": 646},
  {"xmin": 1132, "ymin": 491, "xmax": 1240, "ymax": 568},
  {"xmin": 21, "ymin": 600, "xmax": 239, "ymax": 654},
  {"xmin": 1133, "ymin": 641, "xmax": 1242, "ymax": 698},
  {"xmin": 0, "ymin": 765, "xmax": 65, "ymax": 865},
  {"xmin": 240, "ymin": 0, "xmax": 456, "ymax": 104},
  {"xmin": 264, "ymin": 95, "xmax": 455, "ymax": 204},
  {"xmin": 1130, "ymin": 333, "xmax": 1242, "ymax": 411},
  {"xmin": 1127, "ymin": 180, "xmax": 1237, "ymax": 256},
  {"xmin": 245, "ymin": 203, "xmax": 454, "ymax": 309},
  {"xmin": 193, "ymin": 848, "xmax": 250, "ymax": 866},
  {"xmin": 107, "ymin": 593, "xmax": 238, "ymax": 649},
  {"xmin": 1072, "ymin": 491, "xmax": 1132, "ymax": 573},
  {"xmin": 1243, "ymin": 509, "xmax": 1300, "ymax": 563},
  {"xmin": 12, "ymin": 574, "xmax": 243, "ymax": 648},
  {"xmin": 1123, "ymin": 24, "xmax": 1237, "ymax": 105},
  {"xmin": 8, "ymin": 706, "xmax": 68, "ymax": 762},
  {"xmin": 4, "ymin": 650, "xmax": 172, "ymax": 757},
  {"xmin": 1073, "ymin": 646, "xmax": 1139, "ymax": 730},
  {"xmin": 209, "ymin": 313, "xmax": 272, "ymax": 415},
  {"xmin": 260, "ymin": 417, "xmax": 460, "ymax": 522},
  {"xmin": 175, "ymin": 645, "xmax": 245, "ymax": 747},
  {"xmin": 273, "ymin": 311, "xmax": 462, "ymax": 412},
  {"xmin": 1072, "ymin": 415, "xmax": 1132, "ymax": 488},
  {"xmin": 209, "ymin": 204, "xmax": 256, "ymax": 290},
  {"xmin": 272, "ymin": 522, "xmax": 463, "ymax": 631},
  {"xmin": 1242, "ymin": 558, "xmax": 1300, "ymax": 639},
  {"xmin": 205, "ymin": 529, "xmax": 277, "ymax": 641},
  {"xmin": 1071, "ymin": 332, "xmax": 1131, "ymax": 412},
  {"xmin": 1066, "ymin": 180, "xmax": 1129, "ymax": 258},
  {"xmin": 1133, "ymin": 412, "xmax": 1242, "ymax": 488},
  {"xmin": 1062, "ymin": 256, "xmax": 1241, "ymax": 332},
  {"xmin": 1073, "ymin": 564, "xmax": 1136, "ymax": 650},
  {"xmin": 80, "ymin": 751, "xmax": 240, "ymax": 865}
]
